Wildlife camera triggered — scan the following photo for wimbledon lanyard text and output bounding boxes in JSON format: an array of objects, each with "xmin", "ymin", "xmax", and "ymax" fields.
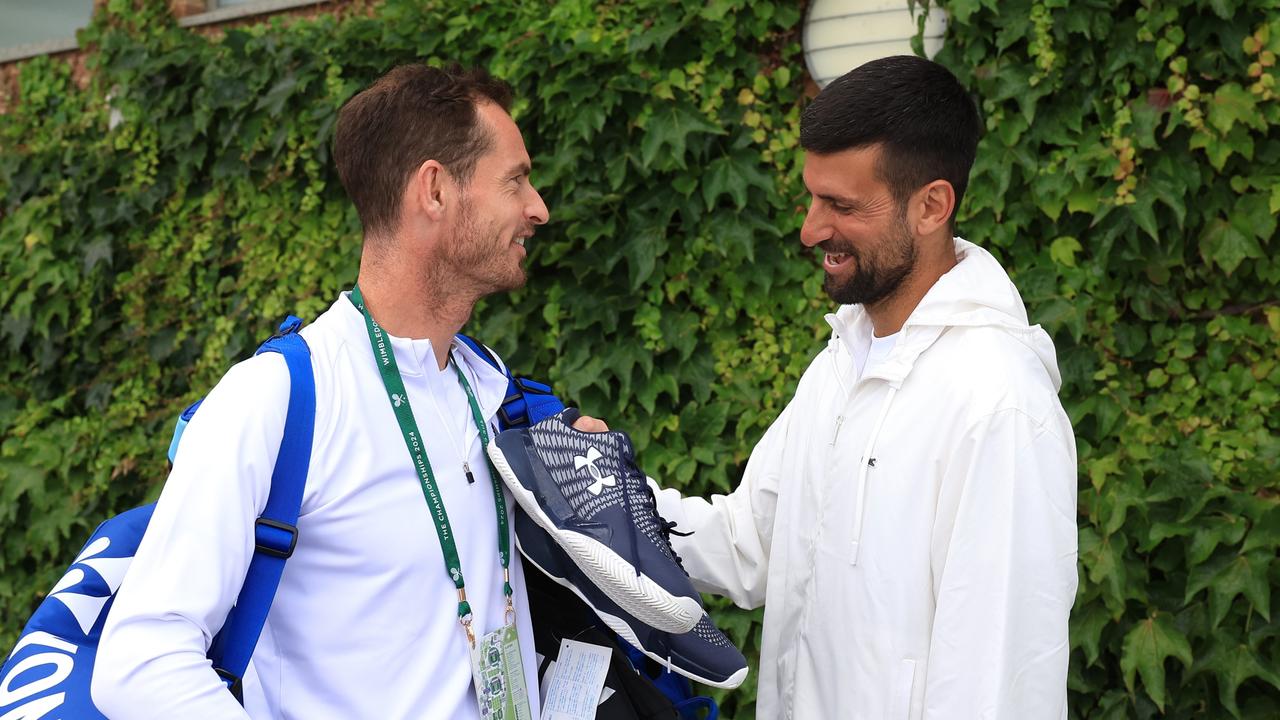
[{"xmin": 350, "ymin": 286, "xmax": 512, "ymax": 641}]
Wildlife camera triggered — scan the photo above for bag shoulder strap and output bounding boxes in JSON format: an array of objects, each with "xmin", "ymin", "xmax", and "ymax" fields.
[
  {"xmin": 454, "ymin": 333, "xmax": 505, "ymax": 375},
  {"xmin": 454, "ymin": 334, "xmax": 565, "ymax": 430},
  {"xmin": 209, "ymin": 315, "xmax": 315, "ymax": 701}
]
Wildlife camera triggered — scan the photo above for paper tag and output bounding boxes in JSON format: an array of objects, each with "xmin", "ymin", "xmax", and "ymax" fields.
[
  {"xmin": 542, "ymin": 639, "xmax": 613, "ymax": 720},
  {"xmin": 539, "ymin": 660, "xmax": 557, "ymax": 707},
  {"xmin": 469, "ymin": 623, "xmax": 533, "ymax": 720}
]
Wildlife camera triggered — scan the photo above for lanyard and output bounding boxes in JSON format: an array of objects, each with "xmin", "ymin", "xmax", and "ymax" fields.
[{"xmin": 349, "ymin": 286, "xmax": 513, "ymax": 643}]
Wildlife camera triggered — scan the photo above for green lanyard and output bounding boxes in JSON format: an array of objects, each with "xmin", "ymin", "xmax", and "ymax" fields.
[{"xmin": 350, "ymin": 285, "xmax": 513, "ymax": 643}]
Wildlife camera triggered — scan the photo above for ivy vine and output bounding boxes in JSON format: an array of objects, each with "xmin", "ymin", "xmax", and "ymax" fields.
[{"xmin": 0, "ymin": 1, "xmax": 1276, "ymax": 717}]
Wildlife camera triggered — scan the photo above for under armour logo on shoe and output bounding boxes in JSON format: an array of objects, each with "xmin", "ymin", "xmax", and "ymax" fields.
[
  {"xmin": 391, "ymin": 393, "xmax": 404, "ymax": 408},
  {"xmin": 574, "ymin": 447, "xmax": 617, "ymax": 495}
]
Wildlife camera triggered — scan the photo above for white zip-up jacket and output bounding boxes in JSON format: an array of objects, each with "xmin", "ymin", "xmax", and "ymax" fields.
[
  {"xmin": 93, "ymin": 294, "xmax": 540, "ymax": 719},
  {"xmin": 654, "ymin": 238, "xmax": 1078, "ymax": 719}
]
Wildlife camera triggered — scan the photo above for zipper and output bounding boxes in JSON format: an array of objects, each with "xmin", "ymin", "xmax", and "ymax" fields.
[
  {"xmin": 426, "ymin": 357, "xmax": 479, "ymax": 484},
  {"xmin": 830, "ymin": 414, "xmax": 845, "ymax": 446}
]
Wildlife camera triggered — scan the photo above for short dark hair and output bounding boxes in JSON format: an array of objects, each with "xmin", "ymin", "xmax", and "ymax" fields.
[
  {"xmin": 333, "ymin": 63, "xmax": 513, "ymax": 236},
  {"xmin": 800, "ymin": 55, "xmax": 980, "ymax": 225}
]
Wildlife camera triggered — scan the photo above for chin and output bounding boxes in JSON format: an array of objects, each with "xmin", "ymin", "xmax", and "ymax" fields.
[{"xmin": 490, "ymin": 268, "xmax": 527, "ymax": 294}]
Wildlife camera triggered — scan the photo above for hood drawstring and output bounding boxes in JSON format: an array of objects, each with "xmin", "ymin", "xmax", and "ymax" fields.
[{"xmin": 850, "ymin": 385, "xmax": 898, "ymax": 566}]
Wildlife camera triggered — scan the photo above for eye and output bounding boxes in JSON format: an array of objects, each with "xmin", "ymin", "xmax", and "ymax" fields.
[{"xmin": 831, "ymin": 203, "xmax": 854, "ymax": 215}]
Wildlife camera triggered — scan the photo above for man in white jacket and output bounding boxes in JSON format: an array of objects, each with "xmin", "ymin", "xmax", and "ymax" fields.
[{"xmin": 651, "ymin": 56, "xmax": 1078, "ymax": 718}]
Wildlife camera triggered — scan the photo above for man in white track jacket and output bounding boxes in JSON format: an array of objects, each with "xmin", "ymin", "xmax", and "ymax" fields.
[
  {"xmin": 652, "ymin": 56, "xmax": 1078, "ymax": 719},
  {"xmin": 93, "ymin": 64, "xmax": 583, "ymax": 718}
]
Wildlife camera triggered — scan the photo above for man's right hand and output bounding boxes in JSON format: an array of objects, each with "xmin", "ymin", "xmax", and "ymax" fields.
[{"xmin": 572, "ymin": 415, "xmax": 609, "ymax": 433}]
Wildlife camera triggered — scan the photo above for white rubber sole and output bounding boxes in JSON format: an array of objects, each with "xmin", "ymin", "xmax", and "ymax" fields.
[
  {"xmin": 488, "ymin": 442, "xmax": 703, "ymax": 634},
  {"xmin": 517, "ymin": 535, "xmax": 750, "ymax": 690}
]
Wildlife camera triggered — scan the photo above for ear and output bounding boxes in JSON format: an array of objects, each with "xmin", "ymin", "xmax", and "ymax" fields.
[
  {"xmin": 406, "ymin": 159, "xmax": 451, "ymax": 222},
  {"xmin": 909, "ymin": 179, "xmax": 956, "ymax": 237}
]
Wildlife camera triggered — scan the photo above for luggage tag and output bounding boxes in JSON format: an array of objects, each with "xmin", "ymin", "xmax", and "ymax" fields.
[
  {"xmin": 541, "ymin": 638, "xmax": 614, "ymax": 720},
  {"xmin": 469, "ymin": 621, "xmax": 533, "ymax": 720}
]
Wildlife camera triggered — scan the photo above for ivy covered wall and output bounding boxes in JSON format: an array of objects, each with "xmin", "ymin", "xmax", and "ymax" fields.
[{"xmin": 1, "ymin": 1, "xmax": 1277, "ymax": 717}]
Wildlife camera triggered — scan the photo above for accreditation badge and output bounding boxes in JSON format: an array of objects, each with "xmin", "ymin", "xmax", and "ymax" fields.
[{"xmin": 469, "ymin": 623, "xmax": 533, "ymax": 720}]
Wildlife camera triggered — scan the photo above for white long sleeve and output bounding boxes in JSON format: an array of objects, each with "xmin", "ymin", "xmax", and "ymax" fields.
[
  {"xmin": 93, "ymin": 354, "xmax": 286, "ymax": 718},
  {"xmin": 651, "ymin": 402, "xmax": 794, "ymax": 610},
  {"xmin": 922, "ymin": 407, "xmax": 1078, "ymax": 719},
  {"xmin": 91, "ymin": 295, "xmax": 541, "ymax": 719}
]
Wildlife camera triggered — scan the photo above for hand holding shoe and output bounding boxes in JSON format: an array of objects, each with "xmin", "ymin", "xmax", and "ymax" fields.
[{"xmin": 571, "ymin": 415, "xmax": 610, "ymax": 432}]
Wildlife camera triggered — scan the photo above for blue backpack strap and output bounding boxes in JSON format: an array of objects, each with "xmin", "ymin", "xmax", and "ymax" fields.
[
  {"xmin": 168, "ymin": 399, "xmax": 203, "ymax": 464},
  {"xmin": 208, "ymin": 316, "xmax": 315, "ymax": 701},
  {"xmin": 455, "ymin": 334, "xmax": 564, "ymax": 430}
]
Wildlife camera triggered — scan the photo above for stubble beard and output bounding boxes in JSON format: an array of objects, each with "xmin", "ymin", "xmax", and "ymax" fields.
[
  {"xmin": 823, "ymin": 212, "xmax": 917, "ymax": 307},
  {"xmin": 440, "ymin": 197, "xmax": 528, "ymax": 298}
]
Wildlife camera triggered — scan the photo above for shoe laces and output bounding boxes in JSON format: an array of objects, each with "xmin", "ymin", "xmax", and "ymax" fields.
[
  {"xmin": 613, "ymin": 437, "xmax": 693, "ymax": 574},
  {"xmin": 643, "ymin": 485, "xmax": 691, "ymax": 571}
]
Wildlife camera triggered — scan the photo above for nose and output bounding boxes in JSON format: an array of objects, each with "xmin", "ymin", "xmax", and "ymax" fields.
[
  {"xmin": 799, "ymin": 201, "xmax": 829, "ymax": 248},
  {"xmin": 527, "ymin": 186, "xmax": 549, "ymax": 226}
]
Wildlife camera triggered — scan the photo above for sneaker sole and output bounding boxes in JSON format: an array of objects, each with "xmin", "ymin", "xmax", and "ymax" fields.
[
  {"xmin": 516, "ymin": 534, "xmax": 750, "ymax": 690},
  {"xmin": 488, "ymin": 441, "xmax": 703, "ymax": 634}
]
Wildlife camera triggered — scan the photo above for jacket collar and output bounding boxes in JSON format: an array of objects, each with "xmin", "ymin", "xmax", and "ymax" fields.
[{"xmin": 336, "ymin": 291, "xmax": 509, "ymax": 420}]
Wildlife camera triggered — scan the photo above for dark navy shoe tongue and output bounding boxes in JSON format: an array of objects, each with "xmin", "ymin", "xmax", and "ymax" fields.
[{"xmin": 556, "ymin": 407, "xmax": 583, "ymax": 426}]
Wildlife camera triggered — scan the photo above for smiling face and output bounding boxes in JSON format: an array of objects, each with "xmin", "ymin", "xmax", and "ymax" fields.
[
  {"xmin": 438, "ymin": 101, "xmax": 549, "ymax": 296},
  {"xmin": 799, "ymin": 144, "xmax": 919, "ymax": 307}
]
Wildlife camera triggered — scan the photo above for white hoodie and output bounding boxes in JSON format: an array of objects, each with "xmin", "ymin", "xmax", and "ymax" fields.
[{"xmin": 654, "ymin": 238, "xmax": 1078, "ymax": 719}]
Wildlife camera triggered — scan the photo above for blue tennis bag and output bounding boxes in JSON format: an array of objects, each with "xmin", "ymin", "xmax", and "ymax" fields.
[{"xmin": 0, "ymin": 317, "xmax": 564, "ymax": 719}]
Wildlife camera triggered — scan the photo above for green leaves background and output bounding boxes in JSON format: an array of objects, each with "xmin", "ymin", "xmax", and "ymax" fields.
[{"xmin": 0, "ymin": 0, "xmax": 1277, "ymax": 717}]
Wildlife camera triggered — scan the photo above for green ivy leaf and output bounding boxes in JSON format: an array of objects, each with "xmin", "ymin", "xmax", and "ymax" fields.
[
  {"xmin": 622, "ymin": 225, "xmax": 667, "ymax": 291},
  {"xmin": 1209, "ymin": 552, "xmax": 1273, "ymax": 625},
  {"xmin": 1242, "ymin": 506, "xmax": 1280, "ymax": 554},
  {"xmin": 703, "ymin": 155, "xmax": 750, "ymax": 210},
  {"xmin": 1207, "ymin": 0, "xmax": 1235, "ymax": 18},
  {"xmin": 702, "ymin": 153, "xmax": 772, "ymax": 211},
  {"xmin": 1049, "ymin": 236, "xmax": 1082, "ymax": 268},
  {"xmin": 1202, "ymin": 641, "xmax": 1280, "ymax": 717},
  {"xmin": 1120, "ymin": 614, "xmax": 1193, "ymax": 712},
  {"xmin": 1207, "ymin": 83, "xmax": 1262, "ymax": 135},
  {"xmin": 946, "ymin": 0, "xmax": 984, "ymax": 23},
  {"xmin": 1200, "ymin": 217, "xmax": 1263, "ymax": 275},
  {"xmin": 1236, "ymin": 193, "xmax": 1278, "ymax": 242},
  {"xmin": 1066, "ymin": 185, "xmax": 1101, "ymax": 215},
  {"xmin": 82, "ymin": 237, "xmax": 114, "ymax": 273},
  {"xmin": 638, "ymin": 104, "xmax": 724, "ymax": 170},
  {"xmin": 255, "ymin": 74, "xmax": 299, "ymax": 117},
  {"xmin": 1130, "ymin": 195, "xmax": 1160, "ymax": 242},
  {"xmin": 1186, "ymin": 515, "xmax": 1247, "ymax": 565},
  {"xmin": 1071, "ymin": 599, "xmax": 1112, "ymax": 666}
]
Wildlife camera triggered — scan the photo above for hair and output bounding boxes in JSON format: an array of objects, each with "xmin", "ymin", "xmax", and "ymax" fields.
[
  {"xmin": 800, "ymin": 55, "xmax": 981, "ymax": 225},
  {"xmin": 333, "ymin": 63, "xmax": 513, "ymax": 237}
]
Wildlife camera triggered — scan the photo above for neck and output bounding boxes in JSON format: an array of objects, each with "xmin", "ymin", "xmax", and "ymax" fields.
[
  {"xmin": 865, "ymin": 233, "xmax": 957, "ymax": 337},
  {"xmin": 355, "ymin": 243, "xmax": 477, "ymax": 371}
]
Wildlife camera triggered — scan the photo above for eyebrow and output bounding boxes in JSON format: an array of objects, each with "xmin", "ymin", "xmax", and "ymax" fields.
[
  {"xmin": 507, "ymin": 161, "xmax": 531, "ymax": 177},
  {"xmin": 817, "ymin": 193, "xmax": 863, "ymax": 208}
]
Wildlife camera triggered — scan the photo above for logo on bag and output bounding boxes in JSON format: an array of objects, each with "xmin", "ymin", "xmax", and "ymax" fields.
[
  {"xmin": 0, "ymin": 537, "xmax": 133, "ymax": 715},
  {"xmin": 48, "ymin": 537, "xmax": 131, "ymax": 635},
  {"xmin": 574, "ymin": 447, "xmax": 616, "ymax": 495}
]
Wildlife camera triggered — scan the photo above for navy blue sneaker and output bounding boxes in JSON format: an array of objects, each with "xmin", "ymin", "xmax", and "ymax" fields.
[
  {"xmin": 488, "ymin": 409, "xmax": 703, "ymax": 633},
  {"xmin": 515, "ymin": 507, "xmax": 749, "ymax": 689}
]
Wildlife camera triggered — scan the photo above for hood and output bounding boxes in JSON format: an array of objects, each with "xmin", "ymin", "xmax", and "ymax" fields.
[{"xmin": 825, "ymin": 238, "xmax": 1062, "ymax": 391}]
